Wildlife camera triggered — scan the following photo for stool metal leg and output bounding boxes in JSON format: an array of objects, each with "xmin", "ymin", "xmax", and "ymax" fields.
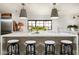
[
  {"xmin": 52, "ymin": 45, "xmax": 55, "ymax": 54},
  {"xmin": 67, "ymin": 45, "xmax": 70, "ymax": 55},
  {"xmin": 71, "ymin": 44, "xmax": 73, "ymax": 55},
  {"xmin": 63, "ymin": 44, "xmax": 65, "ymax": 54},
  {"xmin": 15, "ymin": 44, "xmax": 16, "ymax": 55},
  {"xmin": 45, "ymin": 44, "xmax": 47, "ymax": 55},
  {"xmin": 54, "ymin": 45, "xmax": 55, "ymax": 54},
  {"xmin": 7, "ymin": 44, "xmax": 10, "ymax": 55},
  {"xmin": 29, "ymin": 45, "xmax": 31, "ymax": 54},
  {"xmin": 17, "ymin": 43, "xmax": 20, "ymax": 55},
  {"xmin": 34, "ymin": 44, "xmax": 36, "ymax": 55},
  {"xmin": 12, "ymin": 44, "xmax": 15, "ymax": 55},
  {"xmin": 49, "ymin": 45, "xmax": 50, "ymax": 54},
  {"xmin": 60, "ymin": 43, "xmax": 62, "ymax": 54},
  {"xmin": 26, "ymin": 45, "xmax": 28, "ymax": 55},
  {"xmin": 30, "ymin": 44, "xmax": 36, "ymax": 55},
  {"xmin": 15, "ymin": 44, "xmax": 19, "ymax": 55},
  {"xmin": 11, "ymin": 45, "xmax": 13, "ymax": 55}
]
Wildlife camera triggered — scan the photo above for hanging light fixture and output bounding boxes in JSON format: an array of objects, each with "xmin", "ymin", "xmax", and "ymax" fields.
[
  {"xmin": 20, "ymin": 3, "xmax": 27, "ymax": 19},
  {"xmin": 51, "ymin": 3, "xmax": 59, "ymax": 19}
]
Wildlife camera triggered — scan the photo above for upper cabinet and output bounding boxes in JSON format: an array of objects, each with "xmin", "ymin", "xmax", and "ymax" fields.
[{"xmin": 1, "ymin": 13, "xmax": 12, "ymax": 19}]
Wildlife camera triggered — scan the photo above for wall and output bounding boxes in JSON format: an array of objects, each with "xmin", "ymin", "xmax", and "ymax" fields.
[{"xmin": 0, "ymin": 3, "xmax": 79, "ymax": 32}]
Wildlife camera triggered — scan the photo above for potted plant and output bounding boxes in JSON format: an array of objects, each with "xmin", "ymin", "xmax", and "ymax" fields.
[
  {"xmin": 73, "ymin": 25, "xmax": 78, "ymax": 29},
  {"xmin": 31, "ymin": 26, "xmax": 47, "ymax": 34},
  {"xmin": 67, "ymin": 25, "xmax": 78, "ymax": 31}
]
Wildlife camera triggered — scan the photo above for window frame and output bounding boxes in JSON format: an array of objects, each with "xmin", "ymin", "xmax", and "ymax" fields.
[{"xmin": 27, "ymin": 20, "xmax": 52, "ymax": 30}]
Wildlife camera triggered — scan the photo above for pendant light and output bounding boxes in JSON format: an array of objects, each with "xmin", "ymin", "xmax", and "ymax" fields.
[
  {"xmin": 20, "ymin": 3, "xmax": 27, "ymax": 19},
  {"xmin": 51, "ymin": 3, "xmax": 59, "ymax": 19}
]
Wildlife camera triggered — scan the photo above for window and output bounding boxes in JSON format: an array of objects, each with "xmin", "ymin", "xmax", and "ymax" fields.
[{"xmin": 28, "ymin": 20, "xmax": 52, "ymax": 30}]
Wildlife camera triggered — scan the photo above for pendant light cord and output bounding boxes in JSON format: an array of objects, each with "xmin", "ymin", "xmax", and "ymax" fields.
[
  {"xmin": 53, "ymin": 3, "xmax": 56, "ymax": 8},
  {"xmin": 21, "ymin": 3, "xmax": 25, "ymax": 9}
]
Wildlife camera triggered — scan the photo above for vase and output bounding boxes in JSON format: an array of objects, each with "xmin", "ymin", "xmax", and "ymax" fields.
[{"xmin": 70, "ymin": 28, "xmax": 75, "ymax": 32}]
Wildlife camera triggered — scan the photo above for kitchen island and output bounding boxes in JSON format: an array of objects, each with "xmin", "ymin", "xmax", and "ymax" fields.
[{"xmin": 1, "ymin": 31, "xmax": 78, "ymax": 55}]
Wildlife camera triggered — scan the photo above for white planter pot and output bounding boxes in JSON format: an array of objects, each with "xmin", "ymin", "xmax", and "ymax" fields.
[{"xmin": 71, "ymin": 28, "xmax": 75, "ymax": 32}]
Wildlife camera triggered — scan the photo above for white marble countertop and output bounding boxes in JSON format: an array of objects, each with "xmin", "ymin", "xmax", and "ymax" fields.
[{"xmin": 1, "ymin": 31, "xmax": 78, "ymax": 37}]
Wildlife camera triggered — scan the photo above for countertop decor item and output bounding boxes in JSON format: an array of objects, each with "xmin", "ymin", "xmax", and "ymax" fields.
[
  {"xmin": 13, "ymin": 21, "xmax": 18, "ymax": 31},
  {"xmin": 17, "ymin": 22, "xmax": 24, "ymax": 31},
  {"xmin": 51, "ymin": 3, "xmax": 59, "ymax": 19},
  {"xmin": 31, "ymin": 26, "xmax": 47, "ymax": 34},
  {"xmin": 67, "ymin": 25, "xmax": 78, "ymax": 31},
  {"xmin": 19, "ymin": 3, "xmax": 27, "ymax": 19}
]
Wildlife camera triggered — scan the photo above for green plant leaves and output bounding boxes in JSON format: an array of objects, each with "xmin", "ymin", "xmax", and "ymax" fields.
[
  {"xmin": 67, "ymin": 25, "xmax": 78, "ymax": 29},
  {"xmin": 31, "ymin": 26, "xmax": 47, "ymax": 31}
]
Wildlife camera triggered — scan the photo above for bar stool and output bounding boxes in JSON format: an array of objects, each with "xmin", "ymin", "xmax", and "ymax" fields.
[
  {"xmin": 7, "ymin": 39, "xmax": 20, "ymax": 55},
  {"xmin": 45, "ymin": 40, "xmax": 55, "ymax": 55},
  {"xmin": 25, "ymin": 40, "xmax": 36, "ymax": 55},
  {"xmin": 60, "ymin": 40, "xmax": 73, "ymax": 55}
]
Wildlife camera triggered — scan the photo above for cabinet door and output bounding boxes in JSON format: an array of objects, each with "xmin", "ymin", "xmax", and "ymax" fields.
[
  {"xmin": 1, "ymin": 20, "xmax": 12, "ymax": 33},
  {"xmin": 1, "ymin": 13, "xmax": 12, "ymax": 19}
]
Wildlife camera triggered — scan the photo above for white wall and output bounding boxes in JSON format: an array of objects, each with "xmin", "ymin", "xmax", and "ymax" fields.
[{"xmin": 0, "ymin": 3, "xmax": 79, "ymax": 32}]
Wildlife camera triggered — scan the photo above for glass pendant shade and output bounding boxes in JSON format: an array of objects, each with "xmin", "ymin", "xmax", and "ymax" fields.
[
  {"xmin": 51, "ymin": 8, "xmax": 59, "ymax": 19},
  {"xmin": 51, "ymin": 3, "xmax": 59, "ymax": 19},
  {"xmin": 20, "ymin": 8, "xmax": 27, "ymax": 19},
  {"xmin": 19, "ymin": 3, "xmax": 27, "ymax": 19}
]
